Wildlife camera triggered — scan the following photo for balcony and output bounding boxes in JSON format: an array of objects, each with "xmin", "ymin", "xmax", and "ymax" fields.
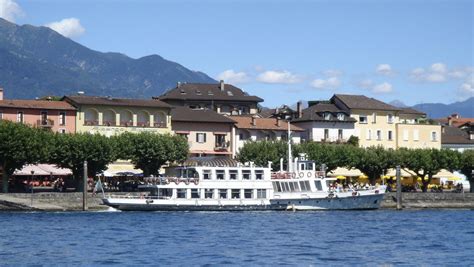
[
  {"xmin": 37, "ymin": 119, "xmax": 54, "ymax": 128},
  {"xmin": 84, "ymin": 120, "xmax": 99, "ymax": 126},
  {"xmin": 154, "ymin": 122, "xmax": 167, "ymax": 128},
  {"xmin": 214, "ymin": 141, "xmax": 230, "ymax": 151}
]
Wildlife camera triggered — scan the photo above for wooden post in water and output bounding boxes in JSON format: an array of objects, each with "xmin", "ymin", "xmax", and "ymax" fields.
[
  {"xmin": 83, "ymin": 161, "xmax": 88, "ymax": 211},
  {"xmin": 396, "ymin": 165, "xmax": 402, "ymax": 210}
]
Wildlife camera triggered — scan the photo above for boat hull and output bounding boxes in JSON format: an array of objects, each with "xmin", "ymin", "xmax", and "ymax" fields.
[{"xmin": 270, "ymin": 193, "xmax": 385, "ymax": 210}]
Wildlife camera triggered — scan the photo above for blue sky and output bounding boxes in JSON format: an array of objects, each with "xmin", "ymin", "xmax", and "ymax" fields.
[{"xmin": 2, "ymin": 0, "xmax": 473, "ymax": 107}]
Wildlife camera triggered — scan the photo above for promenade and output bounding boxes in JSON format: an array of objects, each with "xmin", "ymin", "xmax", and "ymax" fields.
[{"xmin": 1, "ymin": 192, "xmax": 474, "ymax": 211}]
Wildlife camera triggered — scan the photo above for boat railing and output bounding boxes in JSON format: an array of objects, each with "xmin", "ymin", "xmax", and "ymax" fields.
[
  {"xmin": 106, "ymin": 194, "xmax": 172, "ymax": 200},
  {"xmin": 142, "ymin": 177, "xmax": 200, "ymax": 185},
  {"xmin": 270, "ymin": 171, "xmax": 326, "ymax": 179}
]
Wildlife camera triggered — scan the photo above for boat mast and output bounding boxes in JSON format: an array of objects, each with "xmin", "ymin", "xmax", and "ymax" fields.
[{"xmin": 287, "ymin": 120, "xmax": 292, "ymax": 173}]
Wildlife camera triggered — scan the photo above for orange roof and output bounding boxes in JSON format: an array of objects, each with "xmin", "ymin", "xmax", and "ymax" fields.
[
  {"xmin": 232, "ymin": 116, "xmax": 304, "ymax": 131},
  {"xmin": 436, "ymin": 118, "xmax": 474, "ymax": 128},
  {"xmin": 0, "ymin": 100, "xmax": 76, "ymax": 110}
]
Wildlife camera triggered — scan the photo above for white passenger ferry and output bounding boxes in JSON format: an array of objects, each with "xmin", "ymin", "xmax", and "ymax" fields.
[{"xmin": 102, "ymin": 156, "xmax": 386, "ymax": 211}]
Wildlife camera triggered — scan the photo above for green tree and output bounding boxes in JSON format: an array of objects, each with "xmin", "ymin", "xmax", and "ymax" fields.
[
  {"xmin": 297, "ymin": 142, "xmax": 357, "ymax": 174},
  {"xmin": 350, "ymin": 146, "xmax": 395, "ymax": 185},
  {"xmin": 0, "ymin": 121, "xmax": 52, "ymax": 192},
  {"xmin": 459, "ymin": 150, "xmax": 474, "ymax": 192},
  {"xmin": 49, "ymin": 133, "xmax": 115, "ymax": 189},
  {"xmin": 237, "ymin": 140, "xmax": 289, "ymax": 171},
  {"xmin": 401, "ymin": 148, "xmax": 459, "ymax": 192},
  {"xmin": 346, "ymin": 135, "xmax": 359, "ymax": 146},
  {"xmin": 119, "ymin": 133, "xmax": 189, "ymax": 176}
]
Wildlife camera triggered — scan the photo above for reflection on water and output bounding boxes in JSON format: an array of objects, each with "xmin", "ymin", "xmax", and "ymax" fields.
[{"xmin": 0, "ymin": 210, "xmax": 473, "ymax": 265}]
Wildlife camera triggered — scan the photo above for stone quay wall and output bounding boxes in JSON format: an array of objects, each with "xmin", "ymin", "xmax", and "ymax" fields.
[{"xmin": 1, "ymin": 192, "xmax": 474, "ymax": 211}]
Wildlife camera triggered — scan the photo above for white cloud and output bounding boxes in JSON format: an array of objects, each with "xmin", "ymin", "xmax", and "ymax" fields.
[
  {"xmin": 310, "ymin": 77, "xmax": 341, "ymax": 90},
  {"xmin": 376, "ymin": 64, "xmax": 394, "ymax": 76},
  {"xmin": 372, "ymin": 82, "xmax": 393, "ymax": 93},
  {"xmin": 410, "ymin": 63, "xmax": 456, "ymax": 83},
  {"xmin": 430, "ymin": 63, "xmax": 447, "ymax": 73},
  {"xmin": 0, "ymin": 0, "xmax": 23, "ymax": 22},
  {"xmin": 216, "ymin": 70, "xmax": 249, "ymax": 84},
  {"xmin": 45, "ymin": 18, "xmax": 85, "ymax": 39},
  {"xmin": 356, "ymin": 79, "xmax": 393, "ymax": 94},
  {"xmin": 257, "ymin": 70, "xmax": 301, "ymax": 84},
  {"xmin": 459, "ymin": 74, "xmax": 474, "ymax": 94}
]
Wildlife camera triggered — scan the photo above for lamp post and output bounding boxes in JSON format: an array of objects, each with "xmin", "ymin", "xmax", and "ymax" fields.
[{"xmin": 30, "ymin": 170, "xmax": 35, "ymax": 207}]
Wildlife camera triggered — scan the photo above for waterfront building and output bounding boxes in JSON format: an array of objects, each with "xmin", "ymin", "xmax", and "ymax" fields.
[
  {"xmin": 232, "ymin": 116, "xmax": 304, "ymax": 156},
  {"xmin": 291, "ymin": 101, "xmax": 356, "ymax": 142},
  {"xmin": 171, "ymin": 106, "xmax": 236, "ymax": 157},
  {"xmin": 156, "ymin": 80, "xmax": 263, "ymax": 115},
  {"xmin": 0, "ymin": 88, "xmax": 76, "ymax": 133},
  {"xmin": 330, "ymin": 94, "xmax": 441, "ymax": 149},
  {"xmin": 63, "ymin": 94, "xmax": 172, "ymax": 136},
  {"xmin": 441, "ymin": 125, "xmax": 474, "ymax": 152}
]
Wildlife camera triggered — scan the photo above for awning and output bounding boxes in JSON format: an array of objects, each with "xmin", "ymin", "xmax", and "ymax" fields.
[
  {"xmin": 101, "ymin": 161, "xmax": 143, "ymax": 177},
  {"xmin": 328, "ymin": 167, "xmax": 363, "ymax": 177},
  {"xmin": 433, "ymin": 169, "xmax": 455, "ymax": 178},
  {"xmin": 14, "ymin": 164, "xmax": 72, "ymax": 176},
  {"xmin": 386, "ymin": 168, "xmax": 416, "ymax": 177}
]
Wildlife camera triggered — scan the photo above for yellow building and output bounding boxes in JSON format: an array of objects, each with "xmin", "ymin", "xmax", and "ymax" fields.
[
  {"xmin": 64, "ymin": 95, "xmax": 172, "ymax": 136},
  {"xmin": 331, "ymin": 94, "xmax": 441, "ymax": 149}
]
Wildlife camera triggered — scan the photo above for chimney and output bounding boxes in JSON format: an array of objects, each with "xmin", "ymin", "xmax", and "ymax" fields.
[
  {"xmin": 297, "ymin": 101, "xmax": 303, "ymax": 118},
  {"xmin": 447, "ymin": 116, "xmax": 453, "ymax": 126},
  {"xmin": 276, "ymin": 118, "xmax": 281, "ymax": 127},
  {"xmin": 251, "ymin": 115, "xmax": 257, "ymax": 126},
  {"xmin": 451, "ymin": 113, "xmax": 459, "ymax": 119},
  {"xmin": 220, "ymin": 80, "xmax": 225, "ymax": 91},
  {"xmin": 177, "ymin": 82, "xmax": 181, "ymax": 88},
  {"xmin": 0, "ymin": 87, "xmax": 3, "ymax": 101}
]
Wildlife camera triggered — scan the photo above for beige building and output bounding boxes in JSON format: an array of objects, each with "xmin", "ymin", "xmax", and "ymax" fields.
[
  {"xmin": 171, "ymin": 107, "xmax": 236, "ymax": 157},
  {"xmin": 63, "ymin": 95, "xmax": 172, "ymax": 136},
  {"xmin": 157, "ymin": 80, "xmax": 263, "ymax": 115},
  {"xmin": 331, "ymin": 94, "xmax": 441, "ymax": 149}
]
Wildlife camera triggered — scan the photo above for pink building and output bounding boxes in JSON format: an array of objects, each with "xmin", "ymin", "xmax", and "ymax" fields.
[{"xmin": 0, "ymin": 88, "xmax": 76, "ymax": 133}]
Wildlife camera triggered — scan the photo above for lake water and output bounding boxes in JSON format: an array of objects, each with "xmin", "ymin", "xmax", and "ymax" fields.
[{"xmin": 0, "ymin": 210, "xmax": 473, "ymax": 266}]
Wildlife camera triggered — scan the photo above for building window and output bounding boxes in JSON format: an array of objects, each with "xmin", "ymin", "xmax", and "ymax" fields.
[
  {"xmin": 229, "ymin": 170, "xmax": 238, "ymax": 180},
  {"xmin": 337, "ymin": 113, "xmax": 345, "ymax": 121},
  {"xmin": 219, "ymin": 189, "xmax": 227, "ymax": 199},
  {"xmin": 388, "ymin": 130, "xmax": 393, "ymax": 141},
  {"xmin": 414, "ymin": 130, "xmax": 419, "ymax": 141},
  {"xmin": 403, "ymin": 130, "xmax": 409, "ymax": 141},
  {"xmin": 372, "ymin": 113, "xmax": 377, "ymax": 123},
  {"xmin": 257, "ymin": 189, "xmax": 267, "ymax": 199},
  {"xmin": 17, "ymin": 111, "xmax": 24, "ymax": 123},
  {"xmin": 324, "ymin": 129, "xmax": 329, "ymax": 140},
  {"xmin": 376, "ymin": 130, "xmax": 382, "ymax": 141},
  {"xmin": 431, "ymin": 131, "xmax": 438, "ymax": 141},
  {"xmin": 40, "ymin": 111, "xmax": 48, "ymax": 125},
  {"xmin": 338, "ymin": 129, "xmax": 343, "ymax": 140},
  {"xmin": 215, "ymin": 134, "xmax": 227, "ymax": 148},
  {"xmin": 255, "ymin": 170, "xmax": 264, "ymax": 180},
  {"xmin": 359, "ymin": 115, "xmax": 368, "ymax": 124},
  {"xmin": 387, "ymin": 114, "xmax": 394, "ymax": 124},
  {"xmin": 191, "ymin": 189, "xmax": 200, "ymax": 199},
  {"xmin": 366, "ymin": 129, "xmax": 371, "ymax": 140},
  {"xmin": 59, "ymin": 129, "xmax": 66, "ymax": 134},
  {"xmin": 324, "ymin": 112, "xmax": 331, "ymax": 120},
  {"xmin": 59, "ymin": 112, "xmax": 66, "ymax": 126},
  {"xmin": 0, "ymin": 111, "xmax": 3, "ymax": 120},
  {"xmin": 196, "ymin": 133, "xmax": 206, "ymax": 143}
]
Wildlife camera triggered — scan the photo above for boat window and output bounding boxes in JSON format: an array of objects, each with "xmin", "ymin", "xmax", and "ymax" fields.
[
  {"xmin": 289, "ymin": 182, "xmax": 295, "ymax": 191},
  {"xmin": 177, "ymin": 189, "xmax": 187, "ymax": 198},
  {"xmin": 326, "ymin": 180, "xmax": 332, "ymax": 188},
  {"xmin": 305, "ymin": 181, "xmax": 311, "ymax": 191},
  {"xmin": 231, "ymin": 189, "xmax": 240, "ymax": 199},
  {"xmin": 282, "ymin": 182, "xmax": 289, "ymax": 192},
  {"xmin": 276, "ymin": 182, "xmax": 282, "ymax": 192},
  {"xmin": 191, "ymin": 189, "xmax": 200, "ymax": 199},
  {"xmin": 187, "ymin": 169, "xmax": 198, "ymax": 178},
  {"xmin": 216, "ymin": 170, "xmax": 225, "ymax": 180},
  {"xmin": 306, "ymin": 164, "xmax": 314, "ymax": 170},
  {"xmin": 244, "ymin": 189, "xmax": 253, "ymax": 199},
  {"xmin": 299, "ymin": 181, "xmax": 307, "ymax": 191},
  {"xmin": 242, "ymin": 170, "xmax": 251, "ymax": 180},
  {"xmin": 203, "ymin": 170, "xmax": 212, "ymax": 180},
  {"xmin": 315, "ymin": 181, "xmax": 323, "ymax": 191},
  {"xmin": 257, "ymin": 189, "xmax": 266, "ymax": 199},
  {"xmin": 299, "ymin": 163, "xmax": 306, "ymax": 171},
  {"xmin": 255, "ymin": 170, "xmax": 264, "ymax": 180},
  {"xmin": 272, "ymin": 182, "xmax": 278, "ymax": 192},
  {"xmin": 229, "ymin": 170, "xmax": 238, "ymax": 180},
  {"xmin": 293, "ymin": 182, "xmax": 301, "ymax": 192},
  {"xmin": 204, "ymin": 189, "xmax": 214, "ymax": 199},
  {"xmin": 219, "ymin": 189, "xmax": 227, "ymax": 199},
  {"xmin": 158, "ymin": 188, "xmax": 173, "ymax": 197}
]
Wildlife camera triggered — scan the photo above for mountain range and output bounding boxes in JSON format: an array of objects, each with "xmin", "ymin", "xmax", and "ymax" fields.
[
  {"xmin": 390, "ymin": 98, "xmax": 474, "ymax": 119},
  {"xmin": 0, "ymin": 18, "xmax": 215, "ymax": 99}
]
